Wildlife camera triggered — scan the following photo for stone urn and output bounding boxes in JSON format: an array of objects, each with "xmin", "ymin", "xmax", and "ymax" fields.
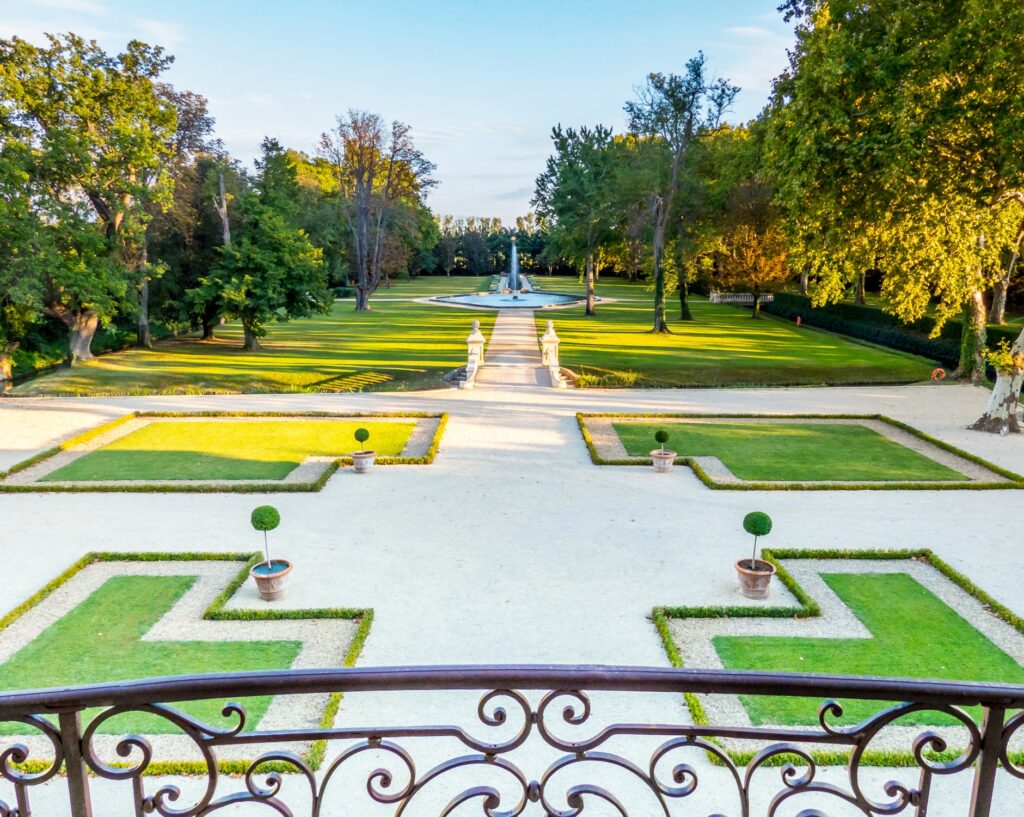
[
  {"xmin": 250, "ymin": 559, "xmax": 292, "ymax": 602},
  {"xmin": 650, "ymin": 449, "xmax": 677, "ymax": 472},
  {"xmin": 735, "ymin": 558, "xmax": 775, "ymax": 600},
  {"xmin": 351, "ymin": 450, "xmax": 376, "ymax": 474}
]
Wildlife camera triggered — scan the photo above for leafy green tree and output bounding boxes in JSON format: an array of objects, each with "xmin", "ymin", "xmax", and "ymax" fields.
[
  {"xmin": 534, "ymin": 125, "xmax": 616, "ymax": 314},
  {"xmin": 767, "ymin": 0, "xmax": 1024, "ymax": 383},
  {"xmin": 319, "ymin": 111, "xmax": 435, "ymax": 310},
  {"xmin": 625, "ymin": 55, "xmax": 738, "ymax": 331}
]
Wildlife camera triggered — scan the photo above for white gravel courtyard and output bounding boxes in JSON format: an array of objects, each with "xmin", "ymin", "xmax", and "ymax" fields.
[{"xmin": 2, "ymin": 377, "xmax": 1024, "ymax": 814}]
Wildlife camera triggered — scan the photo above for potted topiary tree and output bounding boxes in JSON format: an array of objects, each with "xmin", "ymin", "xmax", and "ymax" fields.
[
  {"xmin": 650, "ymin": 429, "xmax": 676, "ymax": 472},
  {"xmin": 735, "ymin": 511, "xmax": 775, "ymax": 599},
  {"xmin": 351, "ymin": 427, "xmax": 376, "ymax": 473},
  {"xmin": 249, "ymin": 505, "xmax": 292, "ymax": 601}
]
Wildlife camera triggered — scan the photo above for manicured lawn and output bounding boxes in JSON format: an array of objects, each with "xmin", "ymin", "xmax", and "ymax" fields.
[
  {"xmin": 537, "ymin": 280, "xmax": 937, "ymax": 387},
  {"xmin": 43, "ymin": 419, "xmax": 416, "ymax": 481},
  {"xmin": 713, "ymin": 572, "xmax": 1024, "ymax": 726},
  {"xmin": 14, "ymin": 277, "xmax": 494, "ymax": 396},
  {"xmin": 613, "ymin": 421, "xmax": 965, "ymax": 481},
  {"xmin": 0, "ymin": 576, "xmax": 300, "ymax": 734}
]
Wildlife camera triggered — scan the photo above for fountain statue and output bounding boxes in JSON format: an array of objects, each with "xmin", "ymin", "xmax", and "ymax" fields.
[{"xmin": 509, "ymin": 237, "xmax": 519, "ymax": 298}]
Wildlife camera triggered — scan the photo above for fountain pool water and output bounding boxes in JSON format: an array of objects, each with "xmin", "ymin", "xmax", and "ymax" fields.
[
  {"xmin": 432, "ymin": 290, "xmax": 583, "ymax": 309},
  {"xmin": 432, "ymin": 237, "xmax": 584, "ymax": 310}
]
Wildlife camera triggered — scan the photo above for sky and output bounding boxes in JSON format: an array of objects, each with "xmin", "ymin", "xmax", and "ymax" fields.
[{"xmin": 1, "ymin": 0, "xmax": 797, "ymax": 223}]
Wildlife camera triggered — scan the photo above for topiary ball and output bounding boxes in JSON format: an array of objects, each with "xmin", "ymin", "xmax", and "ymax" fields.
[
  {"xmin": 354, "ymin": 427, "xmax": 370, "ymax": 444},
  {"xmin": 251, "ymin": 505, "xmax": 281, "ymax": 532},
  {"xmin": 654, "ymin": 429, "xmax": 670, "ymax": 445},
  {"xmin": 743, "ymin": 511, "xmax": 772, "ymax": 537}
]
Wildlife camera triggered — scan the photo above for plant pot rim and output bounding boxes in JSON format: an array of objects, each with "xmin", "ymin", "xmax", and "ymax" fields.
[
  {"xmin": 250, "ymin": 559, "xmax": 292, "ymax": 578},
  {"xmin": 650, "ymin": 449, "xmax": 677, "ymax": 457},
  {"xmin": 351, "ymin": 450, "xmax": 377, "ymax": 457},
  {"xmin": 734, "ymin": 558, "xmax": 775, "ymax": 577}
]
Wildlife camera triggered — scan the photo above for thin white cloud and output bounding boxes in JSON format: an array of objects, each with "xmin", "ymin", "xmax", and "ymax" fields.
[
  {"xmin": 715, "ymin": 25, "xmax": 793, "ymax": 96},
  {"xmin": 415, "ymin": 122, "xmax": 528, "ymax": 147},
  {"xmin": 242, "ymin": 94, "xmax": 275, "ymax": 108},
  {"xmin": 130, "ymin": 17, "xmax": 185, "ymax": 48},
  {"xmin": 25, "ymin": 0, "xmax": 108, "ymax": 15}
]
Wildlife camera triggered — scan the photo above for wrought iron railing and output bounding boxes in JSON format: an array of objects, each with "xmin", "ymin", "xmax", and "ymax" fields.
[{"xmin": 2, "ymin": 665, "xmax": 1023, "ymax": 816}]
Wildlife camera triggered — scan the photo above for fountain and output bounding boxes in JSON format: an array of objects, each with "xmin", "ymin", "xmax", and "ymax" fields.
[{"xmin": 431, "ymin": 238, "xmax": 585, "ymax": 310}]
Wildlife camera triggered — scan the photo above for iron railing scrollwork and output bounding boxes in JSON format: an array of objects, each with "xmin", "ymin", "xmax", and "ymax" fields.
[{"xmin": 0, "ymin": 665, "xmax": 1022, "ymax": 816}]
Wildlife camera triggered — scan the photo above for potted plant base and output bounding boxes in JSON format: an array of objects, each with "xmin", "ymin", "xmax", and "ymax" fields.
[
  {"xmin": 250, "ymin": 558, "xmax": 293, "ymax": 602},
  {"xmin": 735, "ymin": 557, "xmax": 775, "ymax": 599},
  {"xmin": 351, "ymin": 450, "xmax": 376, "ymax": 474},
  {"xmin": 650, "ymin": 449, "xmax": 677, "ymax": 473}
]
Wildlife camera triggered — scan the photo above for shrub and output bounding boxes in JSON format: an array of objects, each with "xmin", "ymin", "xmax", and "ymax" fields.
[
  {"xmin": 655, "ymin": 429, "xmax": 670, "ymax": 446},
  {"xmin": 354, "ymin": 427, "xmax": 370, "ymax": 452},
  {"xmin": 251, "ymin": 505, "xmax": 281, "ymax": 565},
  {"xmin": 743, "ymin": 511, "xmax": 772, "ymax": 566}
]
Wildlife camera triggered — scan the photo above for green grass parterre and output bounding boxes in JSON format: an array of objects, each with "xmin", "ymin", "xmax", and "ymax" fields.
[
  {"xmin": 577, "ymin": 413, "xmax": 1024, "ymax": 490},
  {"xmin": 613, "ymin": 420, "xmax": 966, "ymax": 482},
  {"xmin": 0, "ymin": 411, "xmax": 448, "ymax": 493},
  {"xmin": 654, "ymin": 548, "xmax": 1024, "ymax": 766},
  {"xmin": 0, "ymin": 552, "xmax": 372, "ymax": 776}
]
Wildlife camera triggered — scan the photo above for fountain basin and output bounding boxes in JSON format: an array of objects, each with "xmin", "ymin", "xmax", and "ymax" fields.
[{"xmin": 432, "ymin": 291, "xmax": 585, "ymax": 309}]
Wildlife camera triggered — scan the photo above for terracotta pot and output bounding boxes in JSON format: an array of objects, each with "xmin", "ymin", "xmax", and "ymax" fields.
[
  {"xmin": 650, "ymin": 449, "xmax": 677, "ymax": 473},
  {"xmin": 735, "ymin": 558, "xmax": 775, "ymax": 600},
  {"xmin": 351, "ymin": 450, "xmax": 376, "ymax": 474},
  {"xmin": 250, "ymin": 559, "xmax": 292, "ymax": 602}
]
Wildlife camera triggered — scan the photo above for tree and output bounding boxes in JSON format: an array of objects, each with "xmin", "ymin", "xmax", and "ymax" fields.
[
  {"xmin": 533, "ymin": 125, "xmax": 615, "ymax": 315},
  {"xmin": 768, "ymin": 0, "xmax": 1024, "ymax": 383},
  {"xmin": 191, "ymin": 141, "xmax": 330, "ymax": 351},
  {"xmin": 625, "ymin": 54, "xmax": 738, "ymax": 331},
  {"xmin": 973, "ymin": 333, "xmax": 1024, "ymax": 434},
  {"xmin": 436, "ymin": 215, "xmax": 458, "ymax": 276},
  {"xmin": 319, "ymin": 111, "xmax": 435, "ymax": 310},
  {"xmin": 0, "ymin": 34, "xmax": 180, "ymax": 360}
]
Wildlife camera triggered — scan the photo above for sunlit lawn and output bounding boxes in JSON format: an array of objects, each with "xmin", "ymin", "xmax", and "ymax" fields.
[
  {"xmin": 537, "ymin": 279, "xmax": 937, "ymax": 387},
  {"xmin": 15, "ymin": 277, "xmax": 494, "ymax": 396},
  {"xmin": 43, "ymin": 419, "xmax": 415, "ymax": 481},
  {"xmin": 715, "ymin": 572, "xmax": 1024, "ymax": 726},
  {"xmin": 614, "ymin": 421, "xmax": 964, "ymax": 481},
  {"xmin": 0, "ymin": 576, "xmax": 298, "ymax": 734}
]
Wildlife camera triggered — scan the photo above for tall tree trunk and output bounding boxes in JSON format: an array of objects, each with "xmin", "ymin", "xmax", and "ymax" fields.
[
  {"xmin": 651, "ymin": 215, "xmax": 669, "ymax": 333},
  {"xmin": 136, "ymin": 267, "xmax": 152, "ymax": 349},
  {"xmin": 0, "ymin": 342, "xmax": 17, "ymax": 389},
  {"xmin": 752, "ymin": 291, "xmax": 762, "ymax": 319},
  {"xmin": 958, "ymin": 288, "xmax": 988, "ymax": 382},
  {"xmin": 972, "ymin": 327, "xmax": 1024, "ymax": 434},
  {"xmin": 354, "ymin": 285, "xmax": 371, "ymax": 311},
  {"xmin": 68, "ymin": 311, "xmax": 99, "ymax": 364},
  {"xmin": 242, "ymin": 321, "xmax": 262, "ymax": 352},
  {"xmin": 989, "ymin": 278, "xmax": 1009, "ymax": 325},
  {"xmin": 677, "ymin": 276, "xmax": 693, "ymax": 321},
  {"xmin": 585, "ymin": 251, "xmax": 596, "ymax": 316},
  {"xmin": 799, "ymin": 264, "xmax": 809, "ymax": 296},
  {"xmin": 214, "ymin": 172, "xmax": 231, "ymax": 246},
  {"xmin": 854, "ymin": 271, "xmax": 866, "ymax": 304}
]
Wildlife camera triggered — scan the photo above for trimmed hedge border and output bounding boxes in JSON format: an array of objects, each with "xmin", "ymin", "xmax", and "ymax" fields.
[
  {"xmin": 0, "ymin": 411, "xmax": 448, "ymax": 493},
  {"xmin": 653, "ymin": 547, "xmax": 1024, "ymax": 767},
  {"xmin": 576, "ymin": 412, "xmax": 1024, "ymax": 491},
  {"xmin": 2, "ymin": 551, "xmax": 373, "ymax": 776}
]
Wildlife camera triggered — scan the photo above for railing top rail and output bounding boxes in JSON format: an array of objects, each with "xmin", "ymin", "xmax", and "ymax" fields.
[{"xmin": 2, "ymin": 664, "xmax": 1024, "ymax": 717}]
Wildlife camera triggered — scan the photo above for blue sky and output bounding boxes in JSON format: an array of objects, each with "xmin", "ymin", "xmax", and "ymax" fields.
[{"xmin": 2, "ymin": 0, "xmax": 796, "ymax": 222}]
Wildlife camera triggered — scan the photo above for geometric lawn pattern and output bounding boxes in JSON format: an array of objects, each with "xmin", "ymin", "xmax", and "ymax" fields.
[
  {"xmin": 660, "ymin": 554, "xmax": 1024, "ymax": 759},
  {"xmin": 580, "ymin": 413, "xmax": 1022, "ymax": 489},
  {"xmin": 0, "ymin": 557, "xmax": 365, "ymax": 767},
  {"xmin": 0, "ymin": 411, "xmax": 446, "ymax": 492}
]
